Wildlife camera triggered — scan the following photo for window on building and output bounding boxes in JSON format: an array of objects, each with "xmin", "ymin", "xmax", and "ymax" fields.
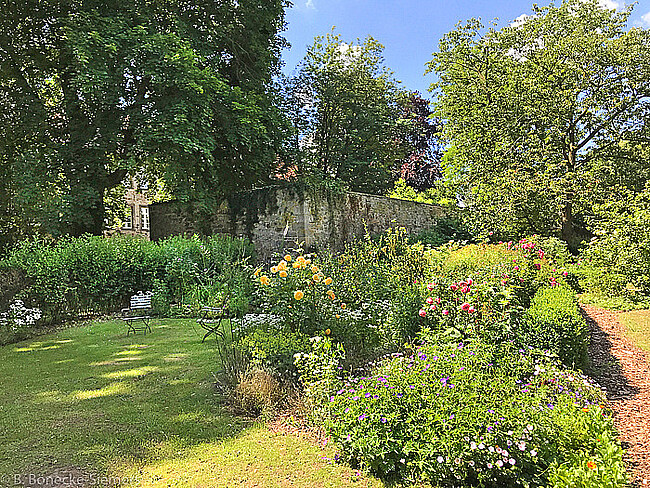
[
  {"xmin": 141, "ymin": 207, "xmax": 150, "ymax": 231},
  {"xmin": 123, "ymin": 206, "xmax": 134, "ymax": 229}
]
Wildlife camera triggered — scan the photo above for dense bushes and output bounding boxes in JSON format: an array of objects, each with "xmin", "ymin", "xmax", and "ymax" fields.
[
  {"xmin": 0, "ymin": 234, "xmax": 254, "ymax": 341},
  {"xmin": 522, "ymin": 286, "xmax": 589, "ymax": 369},
  {"xmin": 581, "ymin": 187, "xmax": 650, "ymax": 298},
  {"xmin": 326, "ymin": 340, "xmax": 624, "ymax": 487},
  {"xmin": 249, "ymin": 231, "xmax": 624, "ymax": 487}
]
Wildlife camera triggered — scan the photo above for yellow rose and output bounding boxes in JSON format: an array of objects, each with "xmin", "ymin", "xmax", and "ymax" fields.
[
  {"xmin": 325, "ymin": 328, "xmax": 331, "ymax": 335},
  {"xmin": 297, "ymin": 255, "xmax": 306, "ymax": 263},
  {"xmin": 341, "ymin": 303, "xmax": 347, "ymax": 310},
  {"xmin": 327, "ymin": 290, "xmax": 335, "ymax": 300},
  {"xmin": 278, "ymin": 260, "xmax": 288, "ymax": 271},
  {"xmin": 324, "ymin": 277, "xmax": 333, "ymax": 285},
  {"xmin": 311, "ymin": 265, "xmax": 319, "ymax": 274},
  {"xmin": 279, "ymin": 270, "xmax": 288, "ymax": 278},
  {"xmin": 313, "ymin": 274, "xmax": 322, "ymax": 282},
  {"xmin": 270, "ymin": 266, "xmax": 278, "ymax": 274},
  {"xmin": 253, "ymin": 268, "xmax": 261, "ymax": 277},
  {"xmin": 292, "ymin": 262, "xmax": 300, "ymax": 269},
  {"xmin": 284, "ymin": 254, "xmax": 292, "ymax": 262},
  {"xmin": 294, "ymin": 290, "xmax": 304, "ymax": 300},
  {"xmin": 260, "ymin": 275, "xmax": 270, "ymax": 285},
  {"xmin": 335, "ymin": 314, "xmax": 340, "ymax": 319},
  {"xmin": 305, "ymin": 259, "xmax": 312, "ymax": 265}
]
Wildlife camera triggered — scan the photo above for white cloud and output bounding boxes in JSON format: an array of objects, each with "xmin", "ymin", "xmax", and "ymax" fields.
[
  {"xmin": 510, "ymin": 14, "xmax": 531, "ymax": 28},
  {"xmin": 305, "ymin": 0, "xmax": 315, "ymax": 9}
]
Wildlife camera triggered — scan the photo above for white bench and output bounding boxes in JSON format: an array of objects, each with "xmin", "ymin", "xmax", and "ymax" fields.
[{"xmin": 121, "ymin": 291, "xmax": 153, "ymax": 336}]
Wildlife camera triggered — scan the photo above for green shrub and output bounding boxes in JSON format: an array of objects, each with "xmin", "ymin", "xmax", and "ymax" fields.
[
  {"xmin": 522, "ymin": 285, "xmax": 589, "ymax": 369},
  {"xmin": 326, "ymin": 341, "xmax": 623, "ymax": 487},
  {"xmin": 410, "ymin": 217, "xmax": 474, "ymax": 248},
  {"xmin": 0, "ymin": 234, "xmax": 254, "ymax": 336},
  {"xmin": 319, "ymin": 229, "xmax": 437, "ymax": 349},
  {"xmin": 438, "ymin": 239, "xmax": 571, "ymax": 308},
  {"xmin": 580, "ymin": 185, "xmax": 650, "ymax": 299},
  {"xmin": 417, "ymin": 277, "xmax": 524, "ymax": 345},
  {"xmin": 239, "ymin": 324, "xmax": 310, "ymax": 380}
]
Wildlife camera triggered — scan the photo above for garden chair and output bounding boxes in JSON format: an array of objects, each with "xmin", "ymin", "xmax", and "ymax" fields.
[
  {"xmin": 197, "ymin": 295, "xmax": 230, "ymax": 343},
  {"xmin": 121, "ymin": 291, "xmax": 153, "ymax": 336}
]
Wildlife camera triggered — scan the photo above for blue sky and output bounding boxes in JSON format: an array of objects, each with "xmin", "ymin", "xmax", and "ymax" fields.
[{"xmin": 280, "ymin": 0, "xmax": 650, "ymax": 97}]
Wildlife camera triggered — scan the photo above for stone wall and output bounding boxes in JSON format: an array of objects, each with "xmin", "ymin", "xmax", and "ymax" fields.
[{"xmin": 149, "ymin": 186, "xmax": 445, "ymax": 259}]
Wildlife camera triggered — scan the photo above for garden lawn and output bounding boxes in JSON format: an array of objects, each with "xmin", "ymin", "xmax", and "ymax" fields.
[
  {"xmin": 0, "ymin": 319, "xmax": 382, "ymax": 487},
  {"xmin": 619, "ymin": 309, "xmax": 650, "ymax": 352}
]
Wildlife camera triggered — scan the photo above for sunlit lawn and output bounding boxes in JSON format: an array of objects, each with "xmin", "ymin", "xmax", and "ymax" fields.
[
  {"xmin": 0, "ymin": 319, "xmax": 382, "ymax": 487},
  {"xmin": 619, "ymin": 309, "xmax": 650, "ymax": 353}
]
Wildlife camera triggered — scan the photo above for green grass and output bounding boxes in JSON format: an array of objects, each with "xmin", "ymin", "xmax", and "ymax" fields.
[
  {"xmin": 0, "ymin": 319, "xmax": 383, "ymax": 487},
  {"xmin": 619, "ymin": 309, "xmax": 650, "ymax": 352},
  {"xmin": 578, "ymin": 291, "xmax": 650, "ymax": 311}
]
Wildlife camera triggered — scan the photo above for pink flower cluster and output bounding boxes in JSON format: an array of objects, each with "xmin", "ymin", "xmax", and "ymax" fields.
[{"xmin": 419, "ymin": 278, "xmax": 476, "ymax": 318}]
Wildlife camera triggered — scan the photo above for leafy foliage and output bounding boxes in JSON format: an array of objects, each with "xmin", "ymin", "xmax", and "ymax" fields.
[
  {"xmin": 579, "ymin": 184, "xmax": 650, "ymax": 299},
  {"xmin": 522, "ymin": 285, "xmax": 589, "ymax": 369},
  {"xmin": 0, "ymin": 234, "xmax": 254, "ymax": 332},
  {"xmin": 280, "ymin": 31, "xmax": 413, "ymax": 194},
  {"xmin": 327, "ymin": 341, "xmax": 623, "ymax": 487},
  {"xmin": 397, "ymin": 93, "xmax": 444, "ymax": 191},
  {"xmin": 428, "ymin": 0, "xmax": 650, "ymax": 248},
  {"xmin": 0, "ymin": 0, "xmax": 288, "ymax": 239}
]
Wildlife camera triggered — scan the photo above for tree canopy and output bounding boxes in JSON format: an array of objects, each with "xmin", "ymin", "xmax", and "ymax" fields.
[
  {"xmin": 428, "ymin": 0, "xmax": 650, "ymax": 248},
  {"xmin": 0, "ymin": 0, "xmax": 288, "ymax": 241},
  {"xmin": 280, "ymin": 31, "xmax": 414, "ymax": 194}
]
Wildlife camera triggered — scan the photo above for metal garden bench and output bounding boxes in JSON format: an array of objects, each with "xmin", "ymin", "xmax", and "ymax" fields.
[{"xmin": 121, "ymin": 291, "xmax": 153, "ymax": 336}]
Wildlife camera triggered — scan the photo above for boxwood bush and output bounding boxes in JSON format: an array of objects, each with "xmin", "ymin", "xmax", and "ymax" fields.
[{"xmin": 521, "ymin": 285, "xmax": 589, "ymax": 370}]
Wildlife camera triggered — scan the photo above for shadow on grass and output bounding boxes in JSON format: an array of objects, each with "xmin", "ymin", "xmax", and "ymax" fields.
[{"xmin": 0, "ymin": 318, "xmax": 252, "ymax": 479}]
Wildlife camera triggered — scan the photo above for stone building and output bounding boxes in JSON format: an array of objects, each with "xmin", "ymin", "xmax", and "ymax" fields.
[
  {"xmin": 149, "ymin": 186, "xmax": 445, "ymax": 259},
  {"xmin": 106, "ymin": 189, "xmax": 150, "ymax": 239}
]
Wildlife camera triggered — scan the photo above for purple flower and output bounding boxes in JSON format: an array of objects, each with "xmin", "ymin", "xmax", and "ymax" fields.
[
  {"xmin": 381, "ymin": 417, "xmax": 387, "ymax": 423},
  {"xmin": 358, "ymin": 414, "xmax": 366, "ymax": 421}
]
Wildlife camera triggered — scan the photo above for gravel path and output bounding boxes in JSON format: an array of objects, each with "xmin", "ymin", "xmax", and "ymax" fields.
[{"xmin": 582, "ymin": 305, "xmax": 650, "ymax": 487}]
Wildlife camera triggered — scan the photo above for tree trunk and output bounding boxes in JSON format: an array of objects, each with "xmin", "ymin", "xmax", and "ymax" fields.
[{"xmin": 561, "ymin": 200, "xmax": 579, "ymax": 253}]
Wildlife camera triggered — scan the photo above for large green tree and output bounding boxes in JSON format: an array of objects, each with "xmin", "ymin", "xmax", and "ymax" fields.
[
  {"xmin": 429, "ymin": 0, "xmax": 650, "ymax": 248},
  {"xmin": 281, "ymin": 31, "xmax": 412, "ymax": 194},
  {"xmin": 0, "ymin": 0, "xmax": 287, "ymax": 240}
]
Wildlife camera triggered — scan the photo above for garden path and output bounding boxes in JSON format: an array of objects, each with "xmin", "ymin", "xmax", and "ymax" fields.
[{"xmin": 583, "ymin": 305, "xmax": 650, "ymax": 487}]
